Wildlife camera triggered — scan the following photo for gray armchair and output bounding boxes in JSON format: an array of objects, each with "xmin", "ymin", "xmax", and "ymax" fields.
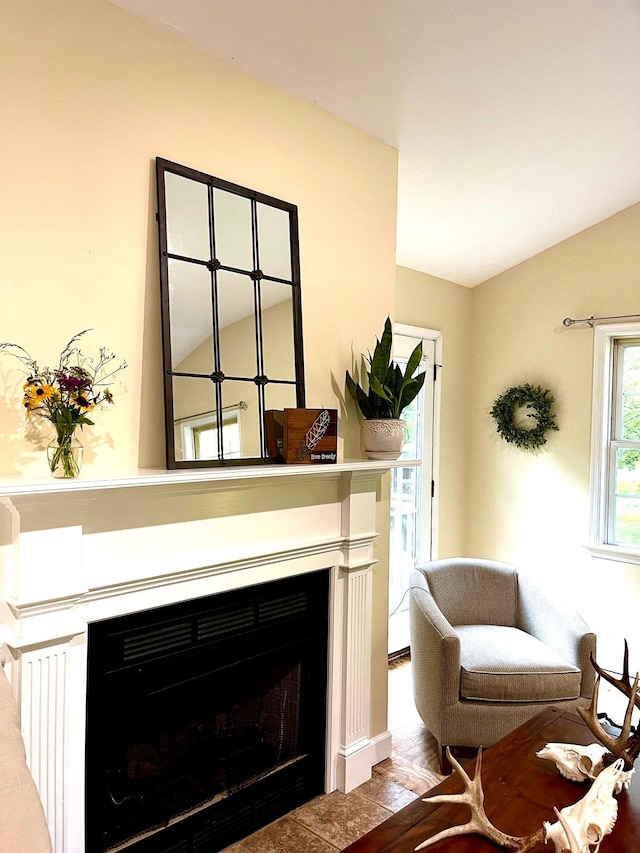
[
  {"xmin": 0, "ymin": 663, "xmax": 51, "ymax": 851},
  {"xmin": 409, "ymin": 557, "xmax": 596, "ymax": 772}
]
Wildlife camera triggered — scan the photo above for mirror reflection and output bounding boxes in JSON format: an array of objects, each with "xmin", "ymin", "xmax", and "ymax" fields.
[
  {"xmin": 165, "ymin": 172, "xmax": 210, "ymax": 260},
  {"xmin": 156, "ymin": 158, "xmax": 305, "ymax": 468}
]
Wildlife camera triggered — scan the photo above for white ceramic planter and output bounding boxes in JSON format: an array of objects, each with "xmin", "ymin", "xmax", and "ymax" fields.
[{"xmin": 361, "ymin": 418, "xmax": 406, "ymax": 460}]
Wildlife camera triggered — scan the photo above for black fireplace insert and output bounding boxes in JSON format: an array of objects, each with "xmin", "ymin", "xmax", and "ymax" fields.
[{"xmin": 86, "ymin": 570, "xmax": 329, "ymax": 852}]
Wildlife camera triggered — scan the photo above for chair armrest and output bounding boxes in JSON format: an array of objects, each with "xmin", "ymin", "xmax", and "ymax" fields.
[
  {"xmin": 0, "ymin": 665, "xmax": 52, "ymax": 852},
  {"xmin": 409, "ymin": 571, "xmax": 461, "ymax": 730},
  {"xmin": 517, "ymin": 571, "xmax": 596, "ymax": 698}
]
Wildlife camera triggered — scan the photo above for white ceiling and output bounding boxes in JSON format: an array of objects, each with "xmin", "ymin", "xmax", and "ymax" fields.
[{"xmin": 111, "ymin": 0, "xmax": 640, "ymax": 286}]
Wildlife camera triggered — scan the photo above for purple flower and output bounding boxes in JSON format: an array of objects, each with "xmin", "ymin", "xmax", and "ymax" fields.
[{"xmin": 58, "ymin": 374, "xmax": 91, "ymax": 392}]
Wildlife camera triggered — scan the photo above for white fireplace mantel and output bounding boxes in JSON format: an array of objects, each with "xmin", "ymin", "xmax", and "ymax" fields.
[
  {"xmin": 0, "ymin": 458, "xmax": 402, "ymax": 497},
  {"xmin": 0, "ymin": 458, "xmax": 405, "ymax": 853}
]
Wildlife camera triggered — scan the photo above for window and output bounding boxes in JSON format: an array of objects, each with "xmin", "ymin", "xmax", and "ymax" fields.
[
  {"xmin": 590, "ymin": 323, "xmax": 640, "ymax": 562},
  {"xmin": 175, "ymin": 404, "xmax": 244, "ymax": 461}
]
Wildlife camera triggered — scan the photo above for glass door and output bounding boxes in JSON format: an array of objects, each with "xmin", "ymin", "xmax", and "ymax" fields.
[{"xmin": 388, "ymin": 330, "xmax": 437, "ymax": 655}]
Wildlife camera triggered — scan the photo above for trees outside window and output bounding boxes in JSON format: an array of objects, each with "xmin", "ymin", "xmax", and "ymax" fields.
[{"xmin": 590, "ymin": 324, "xmax": 640, "ymax": 561}]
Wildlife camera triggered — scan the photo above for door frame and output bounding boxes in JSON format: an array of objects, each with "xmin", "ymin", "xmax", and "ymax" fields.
[{"xmin": 394, "ymin": 323, "xmax": 442, "ymax": 561}]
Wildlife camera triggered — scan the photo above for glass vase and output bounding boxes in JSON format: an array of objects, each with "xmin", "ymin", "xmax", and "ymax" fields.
[{"xmin": 47, "ymin": 433, "xmax": 83, "ymax": 478}]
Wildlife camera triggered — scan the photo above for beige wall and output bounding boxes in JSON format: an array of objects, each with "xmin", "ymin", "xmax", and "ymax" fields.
[
  {"xmin": 1, "ymin": 0, "xmax": 397, "ymax": 739},
  {"xmin": 467, "ymin": 202, "xmax": 640, "ymax": 692},
  {"xmin": 395, "ymin": 266, "xmax": 473, "ymax": 557},
  {"xmin": 0, "ymin": 0, "xmax": 397, "ymax": 474}
]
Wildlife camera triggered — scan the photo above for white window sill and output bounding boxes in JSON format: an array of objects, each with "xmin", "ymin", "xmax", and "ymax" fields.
[{"xmin": 587, "ymin": 544, "xmax": 640, "ymax": 566}]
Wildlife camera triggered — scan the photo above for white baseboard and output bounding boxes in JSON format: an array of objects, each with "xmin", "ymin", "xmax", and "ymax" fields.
[
  {"xmin": 369, "ymin": 729, "xmax": 393, "ymax": 765},
  {"xmin": 336, "ymin": 729, "xmax": 393, "ymax": 793}
]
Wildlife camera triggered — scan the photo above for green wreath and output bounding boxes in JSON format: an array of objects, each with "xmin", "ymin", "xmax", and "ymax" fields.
[{"xmin": 490, "ymin": 384, "xmax": 559, "ymax": 450}]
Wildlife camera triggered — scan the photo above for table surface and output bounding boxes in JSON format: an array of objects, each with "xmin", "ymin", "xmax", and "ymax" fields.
[{"xmin": 342, "ymin": 707, "xmax": 640, "ymax": 852}]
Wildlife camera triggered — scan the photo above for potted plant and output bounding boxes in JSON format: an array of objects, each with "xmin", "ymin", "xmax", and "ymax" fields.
[{"xmin": 345, "ymin": 317, "xmax": 426, "ymax": 459}]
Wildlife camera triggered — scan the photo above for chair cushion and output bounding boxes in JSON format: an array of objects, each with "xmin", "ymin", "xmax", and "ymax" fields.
[
  {"xmin": 423, "ymin": 559, "xmax": 519, "ymax": 627},
  {"xmin": 456, "ymin": 625, "xmax": 581, "ymax": 703}
]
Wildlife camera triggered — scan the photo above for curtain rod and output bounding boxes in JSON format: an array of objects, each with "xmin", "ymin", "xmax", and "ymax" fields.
[
  {"xmin": 175, "ymin": 401, "xmax": 247, "ymax": 423},
  {"xmin": 562, "ymin": 313, "xmax": 640, "ymax": 327}
]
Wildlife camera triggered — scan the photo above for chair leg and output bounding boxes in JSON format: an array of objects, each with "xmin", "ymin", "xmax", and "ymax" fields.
[{"xmin": 440, "ymin": 745, "xmax": 452, "ymax": 775}]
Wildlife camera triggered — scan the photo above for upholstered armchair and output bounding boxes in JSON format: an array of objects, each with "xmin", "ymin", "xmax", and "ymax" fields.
[
  {"xmin": 409, "ymin": 558, "xmax": 596, "ymax": 773},
  {"xmin": 0, "ymin": 663, "xmax": 51, "ymax": 851}
]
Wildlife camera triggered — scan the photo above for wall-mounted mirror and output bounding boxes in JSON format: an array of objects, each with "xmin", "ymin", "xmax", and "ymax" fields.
[{"xmin": 156, "ymin": 158, "xmax": 305, "ymax": 468}]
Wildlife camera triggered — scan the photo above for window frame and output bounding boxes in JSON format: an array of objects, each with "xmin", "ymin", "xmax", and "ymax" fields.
[
  {"xmin": 176, "ymin": 404, "xmax": 245, "ymax": 462},
  {"xmin": 589, "ymin": 322, "xmax": 640, "ymax": 564}
]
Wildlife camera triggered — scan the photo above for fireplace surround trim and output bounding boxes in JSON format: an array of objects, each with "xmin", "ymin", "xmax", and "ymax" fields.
[{"xmin": 0, "ymin": 460, "xmax": 402, "ymax": 853}]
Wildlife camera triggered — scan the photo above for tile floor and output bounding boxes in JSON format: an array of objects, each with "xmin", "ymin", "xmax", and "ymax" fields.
[{"xmin": 220, "ymin": 657, "xmax": 444, "ymax": 853}]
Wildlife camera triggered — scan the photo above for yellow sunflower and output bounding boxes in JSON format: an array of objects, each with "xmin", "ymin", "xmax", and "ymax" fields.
[
  {"xmin": 37, "ymin": 383, "xmax": 58, "ymax": 401},
  {"xmin": 22, "ymin": 394, "xmax": 38, "ymax": 412},
  {"xmin": 71, "ymin": 393, "xmax": 95, "ymax": 412},
  {"xmin": 22, "ymin": 382, "xmax": 40, "ymax": 411}
]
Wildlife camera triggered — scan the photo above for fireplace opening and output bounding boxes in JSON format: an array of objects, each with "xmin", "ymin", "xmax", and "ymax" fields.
[{"xmin": 86, "ymin": 570, "xmax": 329, "ymax": 853}]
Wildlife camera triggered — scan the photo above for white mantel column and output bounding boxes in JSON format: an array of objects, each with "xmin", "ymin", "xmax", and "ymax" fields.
[
  {"xmin": 335, "ymin": 470, "xmax": 391, "ymax": 792},
  {"xmin": 0, "ymin": 496, "xmax": 89, "ymax": 853},
  {"xmin": 7, "ymin": 627, "xmax": 88, "ymax": 853}
]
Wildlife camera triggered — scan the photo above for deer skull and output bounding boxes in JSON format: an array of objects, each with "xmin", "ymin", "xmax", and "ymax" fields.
[
  {"xmin": 543, "ymin": 758, "xmax": 625, "ymax": 853},
  {"xmin": 537, "ymin": 741, "xmax": 634, "ymax": 789},
  {"xmin": 536, "ymin": 742, "xmax": 609, "ymax": 782}
]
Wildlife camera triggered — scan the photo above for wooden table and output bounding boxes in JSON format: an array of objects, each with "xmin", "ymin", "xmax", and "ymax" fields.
[{"xmin": 342, "ymin": 707, "xmax": 640, "ymax": 852}]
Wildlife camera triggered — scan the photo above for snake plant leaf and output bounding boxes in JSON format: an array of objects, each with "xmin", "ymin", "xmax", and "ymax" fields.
[
  {"xmin": 345, "ymin": 316, "xmax": 426, "ymax": 421},
  {"xmin": 369, "ymin": 373, "xmax": 392, "ymax": 402},
  {"xmin": 404, "ymin": 341, "xmax": 423, "ymax": 379},
  {"xmin": 389, "ymin": 363, "xmax": 402, "ymax": 396},
  {"xmin": 346, "ymin": 370, "xmax": 375, "ymax": 419},
  {"xmin": 370, "ymin": 317, "xmax": 393, "ymax": 384},
  {"xmin": 397, "ymin": 373, "xmax": 426, "ymax": 415}
]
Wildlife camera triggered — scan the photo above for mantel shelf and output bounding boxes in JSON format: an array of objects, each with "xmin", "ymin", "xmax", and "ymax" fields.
[{"xmin": 0, "ymin": 458, "xmax": 420, "ymax": 498}]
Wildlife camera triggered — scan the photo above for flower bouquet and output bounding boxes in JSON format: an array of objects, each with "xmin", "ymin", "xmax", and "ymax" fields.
[{"xmin": 0, "ymin": 330, "xmax": 127, "ymax": 477}]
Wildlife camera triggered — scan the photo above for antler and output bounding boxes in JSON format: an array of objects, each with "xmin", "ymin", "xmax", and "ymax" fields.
[
  {"xmin": 415, "ymin": 747, "xmax": 545, "ymax": 852},
  {"xmin": 589, "ymin": 640, "xmax": 640, "ymax": 709},
  {"xmin": 552, "ymin": 807, "xmax": 581, "ymax": 853},
  {"xmin": 577, "ymin": 641, "xmax": 640, "ymax": 770}
]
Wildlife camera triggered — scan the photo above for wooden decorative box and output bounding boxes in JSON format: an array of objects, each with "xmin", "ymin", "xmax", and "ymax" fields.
[{"xmin": 265, "ymin": 408, "xmax": 338, "ymax": 464}]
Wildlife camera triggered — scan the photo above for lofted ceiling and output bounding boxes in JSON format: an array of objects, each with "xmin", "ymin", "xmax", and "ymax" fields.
[{"xmin": 110, "ymin": 0, "xmax": 640, "ymax": 286}]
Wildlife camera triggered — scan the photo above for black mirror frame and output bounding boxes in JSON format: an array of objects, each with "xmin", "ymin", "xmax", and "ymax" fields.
[{"xmin": 155, "ymin": 157, "xmax": 305, "ymax": 469}]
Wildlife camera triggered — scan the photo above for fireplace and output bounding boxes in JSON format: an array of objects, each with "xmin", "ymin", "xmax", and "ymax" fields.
[
  {"xmin": 0, "ymin": 462, "xmax": 392, "ymax": 853},
  {"xmin": 86, "ymin": 571, "xmax": 329, "ymax": 852}
]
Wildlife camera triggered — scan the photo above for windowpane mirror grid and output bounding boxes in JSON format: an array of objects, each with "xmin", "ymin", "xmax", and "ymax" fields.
[
  {"xmin": 168, "ymin": 259, "xmax": 215, "ymax": 371},
  {"xmin": 165, "ymin": 172, "xmax": 210, "ymax": 261},
  {"xmin": 216, "ymin": 270, "xmax": 258, "ymax": 376},
  {"xmin": 264, "ymin": 382, "xmax": 298, "ymax": 414},
  {"xmin": 172, "ymin": 376, "xmax": 220, "ymax": 462},
  {"xmin": 156, "ymin": 157, "xmax": 305, "ymax": 468},
  {"xmin": 221, "ymin": 381, "xmax": 260, "ymax": 460},
  {"xmin": 257, "ymin": 203, "xmax": 292, "ymax": 280},
  {"xmin": 213, "ymin": 188, "xmax": 253, "ymax": 271},
  {"xmin": 260, "ymin": 281, "xmax": 296, "ymax": 381}
]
